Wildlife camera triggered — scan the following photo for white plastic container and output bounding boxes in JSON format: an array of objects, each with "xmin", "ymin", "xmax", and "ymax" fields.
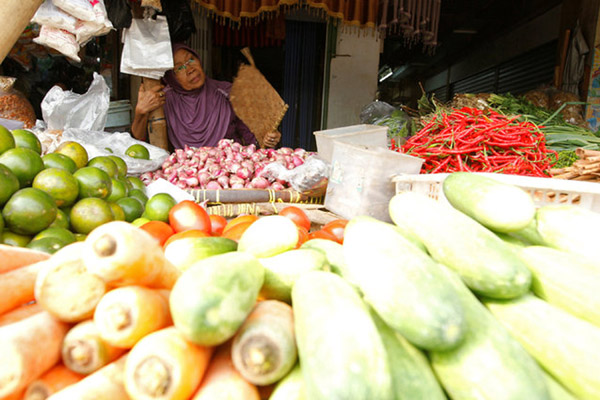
[
  {"xmin": 392, "ymin": 173, "xmax": 600, "ymax": 212},
  {"xmin": 325, "ymin": 141, "xmax": 424, "ymax": 222},
  {"xmin": 105, "ymin": 100, "xmax": 132, "ymax": 129},
  {"xmin": 313, "ymin": 124, "xmax": 388, "ymax": 163}
]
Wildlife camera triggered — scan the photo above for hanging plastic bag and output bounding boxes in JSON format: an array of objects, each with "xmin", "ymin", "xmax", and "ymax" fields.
[
  {"xmin": 0, "ymin": 77, "xmax": 37, "ymax": 129},
  {"xmin": 106, "ymin": 0, "xmax": 132, "ymax": 29},
  {"xmin": 31, "ymin": 0, "xmax": 77, "ymax": 33},
  {"xmin": 74, "ymin": 0, "xmax": 114, "ymax": 45},
  {"xmin": 53, "ymin": 0, "xmax": 96, "ymax": 21},
  {"xmin": 120, "ymin": 16, "xmax": 173, "ymax": 79},
  {"xmin": 161, "ymin": 0, "xmax": 196, "ymax": 42},
  {"xmin": 33, "ymin": 25, "xmax": 81, "ymax": 62},
  {"xmin": 41, "ymin": 72, "xmax": 110, "ymax": 131}
]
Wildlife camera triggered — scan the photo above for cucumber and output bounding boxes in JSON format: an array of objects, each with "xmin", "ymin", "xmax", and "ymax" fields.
[
  {"xmin": 442, "ymin": 172, "xmax": 535, "ymax": 232},
  {"xmin": 389, "ymin": 192, "xmax": 531, "ymax": 299},
  {"xmin": 169, "ymin": 252, "xmax": 264, "ymax": 346},
  {"xmin": 430, "ymin": 266, "xmax": 550, "ymax": 400},
  {"xmin": 292, "ymin": 271, "xmax": 392, "ymax": 400},
  {"xmin": 269, "ymin": 364, "xmax": 305, "ymax": 400},
  {"xmin": 507, "ymin": 218, "xmax": 548, "ymax": 246},
  {"xmin": 231, "ymin": 300, "xmax": 297, "ymax": 385},
  {"xmin": 259, "ymin": 249, "xmax": 326, "ymax": 303},
  {"xmin": 370, "ymin": 309, "xmax": 446, "ymax": 400},
  {"xmin": 519, "ymin": 246, "xmax": 600, "ymax": 327},
  {"xmin": 542, "ymin": 369, "xmax": 578, "ymax": 400},
  {"xmin": 238, "ymin": 216, "xmax": 298, "ymax": 258},
  {"xmin": 485, "ymin": 294, "xmax": 600, "ymax": 399},
  {"xmin": 164, "ymin": 237, "xmax": 237, "ymax": 271},
  {"xmin": 536, "ymin": 204, "xmax": 600, "ymax": 264},
  {"xmin": 343, "ymin": 216, "xmax": 466, "ymax": 351},
  {"xmin": 301, "ymin": 239, "xmax": 358, "ymax": 287}
]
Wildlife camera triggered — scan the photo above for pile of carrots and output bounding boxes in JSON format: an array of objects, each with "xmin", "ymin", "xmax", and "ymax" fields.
[
  {"xmin": 0, "ymin": 205, "xmax": 347, "ymax": 400},
  {"xmin": 396, "ymin": 107, "xmax": 558, "ymax": 177}
]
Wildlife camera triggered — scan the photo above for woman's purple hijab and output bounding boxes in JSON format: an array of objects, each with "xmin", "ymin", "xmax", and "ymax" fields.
[{"xmin": 162, "ymin": 43, "xmax": 234, "ymax": 149}]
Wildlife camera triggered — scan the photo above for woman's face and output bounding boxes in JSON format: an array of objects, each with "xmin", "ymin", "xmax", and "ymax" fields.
[{"xmin": 173, "ymin": 49, "xmax": 206, "ymax": 91}]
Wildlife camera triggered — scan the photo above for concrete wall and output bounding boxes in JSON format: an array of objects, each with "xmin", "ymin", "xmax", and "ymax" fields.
[{"xmin": 326, "ymin": 28, "xmax": 380, "ymax": 129}]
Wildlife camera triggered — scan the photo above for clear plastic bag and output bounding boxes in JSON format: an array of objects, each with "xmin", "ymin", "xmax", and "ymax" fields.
[
  {"xmin": 53, "ymin": 129, "xmax": 169, "ymax": 175},
  {"xmin": 31, "ymin": 0, "xmax": 77, "ymax": 33},
  {"xmin": 53, "ymin": 0, "xmax": 96, "ymax": 21},
  {"xmin": 74, "ymin": 0, "xmax": 114, "ymax": 45},
  {"xmin": 33, "ymin": 25, "xmax": 81, "ymax": 62},
  {"xmin": 41, "ymin": 72, "xmax": 110, "ymax": 131},
  {"xmin": 359, "ymin": 100, "xmax": 397, "ymax": 124},
  {"xmin": 0, "ymin": 77, "xmax": 36, "ymax": 129},
  {"xmin": 262, "ymin": 156, "xmax": 330, "ymax": 196}
]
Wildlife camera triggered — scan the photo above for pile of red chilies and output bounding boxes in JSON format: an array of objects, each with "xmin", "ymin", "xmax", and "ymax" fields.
[{"xmin": 394, "ymin": 107, "xmax": 558, "ymax": 177}]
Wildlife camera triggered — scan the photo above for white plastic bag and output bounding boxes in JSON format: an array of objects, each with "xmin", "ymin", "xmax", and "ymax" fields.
[
  {"xmin": 120, "ymin": 16, "xmax": 173, "ymax": 79},
  {"xmin": 74, "ymin": 0, "xmax": 113, "ymax": 45},
  {"xmin": 31, "ymin": 0, "xmax": 77, "ymax": 33},
  {"xmin": 33, "ymin": 26, "xmax": 81, "ymax": 62},
  {"xmin": 53, "ymin": 0, "xmax": 95, "ymax": 21},
  {"xmin": 41, "ymin": 72, "xmax": 110, "ymax": 131},
  {"xmin": 55, "ymin": 129, "xmax": 169, "ymax": 175}
]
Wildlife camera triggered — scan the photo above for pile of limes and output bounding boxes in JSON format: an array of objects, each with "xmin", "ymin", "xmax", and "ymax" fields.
[{"xmin": 0, "ymin": 126, "xmax": 176, "ymax": 254}]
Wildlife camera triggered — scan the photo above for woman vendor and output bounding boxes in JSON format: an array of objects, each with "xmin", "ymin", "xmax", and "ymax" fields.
[{"xmin": 131, "ymin": 43, "xmax": 281, "ymax": 149}]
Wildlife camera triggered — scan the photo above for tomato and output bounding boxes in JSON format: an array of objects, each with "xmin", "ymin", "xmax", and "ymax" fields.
[
  {"xmin": 322, "ymin": 219, "xmax": 348, "ymax": 244},
  {"xmin": 306, "ymin": 229, "xmax": 338, "ymax": 242},
  {"xmin": 279, "ymin": 206, "xmax": 311, "ymax": 231},
  {"xmin": 223, "ymin": 214, "xmax": 259, "ymax": 235},
  {"xmin": 221, "ymin": 221, "xmax": 254, "ymax": 242},
  {"xmin": 296, "ymin": 226, "xmax": 309, "ymax": 248},
  {"xmin": 163, "ymin": 229, "xmax": 211, "ymax": 248},
  {"xmin": 140, "ymin": 220, "xmax": 175, "ymax": 247},
  {"xmin": 168, "ymin": 200, "xmax": 211, "ymax": 233},
  {"xmin": 209, "ymin": 214, "xmax": 228, "ymax": 236}
]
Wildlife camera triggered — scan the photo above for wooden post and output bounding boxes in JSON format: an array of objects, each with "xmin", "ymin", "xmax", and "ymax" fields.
[
  {"xmin": 0, "ymin": 0, "xmax": 43, "ymax": 64},
  {"xmin": 142, "ymin": 78, "xmax": 169, "ymax": 151}
]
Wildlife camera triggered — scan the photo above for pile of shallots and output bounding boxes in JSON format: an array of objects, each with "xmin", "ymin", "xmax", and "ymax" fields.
[{"xmin": 139, "ymin": 139, "xmax": 313, "ymax": 190}]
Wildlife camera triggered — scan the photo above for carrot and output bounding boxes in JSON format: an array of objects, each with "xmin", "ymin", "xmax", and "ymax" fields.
[
  {"xmin": 0, "ymin": 311, "xmax": 69, "ymax": 397},
  {"xmin": 0, "ymin": 261, "xmax": 43, "ymax": 315},
  {"xmin": 192, "ymin": 344, "xmax": 260, "ymax": 400},
  {"xmin": 124, "ymin": 326, "xmax": 212, "ymax": 400},
  {"xmin": 46, "ymin": 355, "xmax": 129, "ymax": 400},
  {"xmin": 0, "ymin": 244, "xmax": 50, "ymax": 273},
  {"xmin": 24, "ymin": 364, "xmax": 83, "ymax": 400},
  {"xmin": 0, "ymin": 388, "xmax": 25, "ymax": 400},
  {"xmin": 94, "ymin": 286, "xmax": 171, "ymax": 348},
  {"xmin": 0, "ymin": 303, "xmax": 42, "ymax": 327},
  {"xmin": 34, "ymin": 242, "xmax": 107, "ymax": 323},
  {"xmin": 231, "ymin": 300, "xmax": 297, "ymax": 385},
  {"xmin": 61, "ymin": 320, "xmax": 125, "ymax": 375},
  {"xmin": 82, "ymin": 221, "xmax": 181, "ymax": 289}
]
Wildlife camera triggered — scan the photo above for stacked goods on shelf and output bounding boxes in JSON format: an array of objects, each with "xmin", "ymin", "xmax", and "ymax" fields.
[{"xmin": 1, "ymin": 172, "xmax": 599, "ymax": 399}]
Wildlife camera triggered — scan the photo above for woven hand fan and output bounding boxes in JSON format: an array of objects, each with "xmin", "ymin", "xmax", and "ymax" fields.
[{"xmin": 230, "ymin": 47, "xmax": 288, "ymax": 148}]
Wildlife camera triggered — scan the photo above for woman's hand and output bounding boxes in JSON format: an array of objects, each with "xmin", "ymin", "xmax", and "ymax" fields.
[
  {"xmin": 263, "ymin": 131, "xmax": 281, "ymax": 148},
  {"xmin": 135, "ymin": 84, "xmax": 165, "ymax": 115}
]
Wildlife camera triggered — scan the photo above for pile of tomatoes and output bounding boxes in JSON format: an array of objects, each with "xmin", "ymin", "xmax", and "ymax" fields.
[{"xmin": 137, "ymin": 201, "xmax": 347, "ymax": 249}]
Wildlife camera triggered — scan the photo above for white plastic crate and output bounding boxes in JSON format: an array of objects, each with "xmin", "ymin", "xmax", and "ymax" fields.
[
  {"xmin": 313, "ymin": 124, "xmax": 388, "ymax": 163},
  {"xmin": 392, "ymin": 173, "xmax": 600, "ymax": 212}
]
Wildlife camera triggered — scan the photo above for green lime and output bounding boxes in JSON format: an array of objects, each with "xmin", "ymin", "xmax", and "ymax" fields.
[
  {"xmin": 142, "ymin": 193, "xmax": 176, "ymax": 222},
  {"xmin": 106, "ymin": 179, "xmax": 128, "ymax": 203},
  {"xmin": 88, "ymin": 156, "xmax": 119, "ymax": 179},
  {"xmin": 116, "ymin": 197, "xmax": 144, "ymax": 222},
  {"xmin": 55, "ymin": 141, "xmax": 88, "ymax": 169},
  {"xmin": 2, "ymin": 231, "xmax": 32, "ymax": 247},
  {"xmin": 128, "ymin": 188, "xmax": 148, "ymax": 206},
  {"xmin": 0, "ymin": 147, "xmax": 45, "ymax": 188},
  {"xmin": 49, "ymin": 208, "xmax": 70, "ymax": 229},
  {"xmin": 108, "ymin": 155, "xmax": 128, "ymax": 178},
  {"xmin": 127, "ymin": 176, "xmax": 146, "ymax": 192},
  {"xmin": 70, "ymin": 198, "xmax": 114, "ymax": 234},
  {"xmin": 42, "ymin": 153, "xmax": 77, "ymax": 174},
  {"xmin": 33, "ymin": 227, "xmax": 76, "ymax": 244},
  {"xmin": 131, "ymin": 217, "xmax": 150, "ymax": 227},
  {"xmin": 108, "ymin": 202, "xmax": 126, "ymax": 221},
  {"xmin": 125, "ymin": 144, "xmax": 150, "ymax": 160},
  {"xmin": 0, "ymin": 125, "xmax": 15, "ymax": 155},
  {"xmin": 33, "ymin": 168, "xmax": 79, "ymax": 207},
  {"xmin": 104, "ymin": 147, "xmax": 114, "ymax": 153},
  {"xmin": 74, "ymin": 233, "xmax": 87, "ymax": 241},
  {"xmin": 26, "ymin": 237, "xmax": 69, "ymax": 254},
  {"xmin": 0, "ymin": 164, "xmax": 19, "ymax": 206},
  {"xmin": 11, "ymin": 129, "xmax": 42, "ymax": 155},
  {"xmin": 73, "ymin": 167, "xmax": 112, "ymax": 199},
  {"xmin": 2, "ymin": 187, "xmax": 58, "ymax": 235}
]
